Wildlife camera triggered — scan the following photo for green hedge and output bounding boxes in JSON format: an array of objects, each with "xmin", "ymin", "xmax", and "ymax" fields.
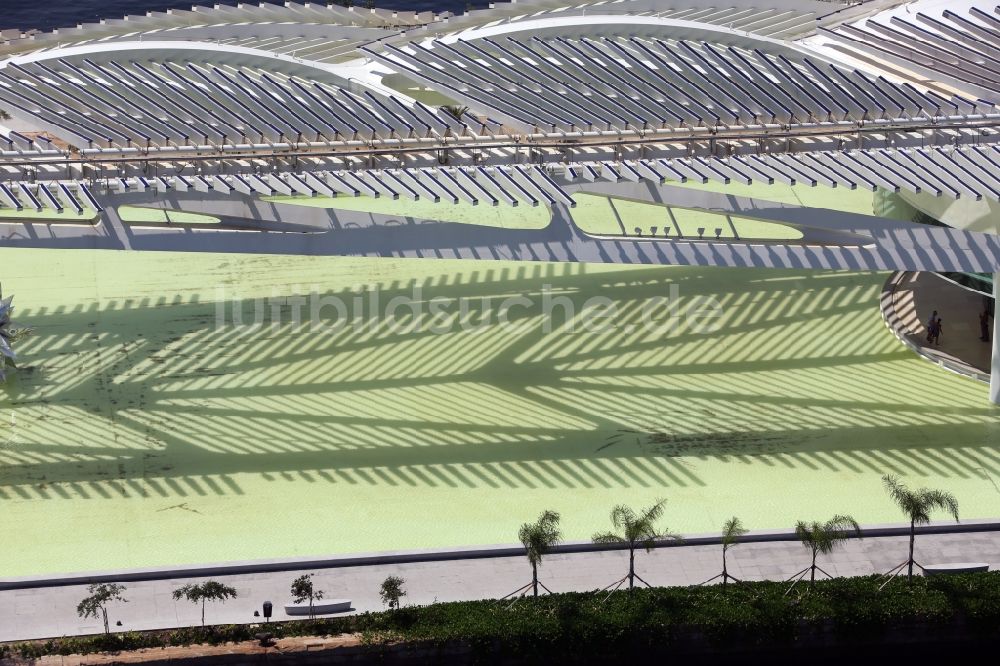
[{"xmin": 4, "ymin": 574, "xmax": 1000, "ymax": 661}]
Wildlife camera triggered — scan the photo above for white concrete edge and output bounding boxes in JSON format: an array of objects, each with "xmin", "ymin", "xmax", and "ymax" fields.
[
  {"xmin": 992, "ymin": 269, "xmax": 999, "ymax": 405},
  {"xmin": 2, "ymin": 518, "xmax": 997, "ymax": 591}
]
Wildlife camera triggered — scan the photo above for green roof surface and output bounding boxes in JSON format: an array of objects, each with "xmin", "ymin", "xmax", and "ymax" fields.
[{"xmin": 0, "ymin": 247, "xmax": 996, "ymax": 577}]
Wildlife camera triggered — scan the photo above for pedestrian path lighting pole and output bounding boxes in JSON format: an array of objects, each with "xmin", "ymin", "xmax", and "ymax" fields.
[{"xmin": 990, "ymin": 271, "xmax": 999, "ymax": 406}]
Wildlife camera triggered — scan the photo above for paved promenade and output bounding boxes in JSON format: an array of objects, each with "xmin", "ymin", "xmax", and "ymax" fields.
[
  {"xmin": 885, "ymin": 271, "xmax": 992, "ymax": 379},
  {"xmin": 2, "ymin": 527, "xmax": 999, "ymax": 643}
]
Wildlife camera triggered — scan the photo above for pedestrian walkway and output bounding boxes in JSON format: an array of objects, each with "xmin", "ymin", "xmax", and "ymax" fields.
[
  {"xmin": 882, "ymin": 271, "xmax": 993, "ymax": 381},
  {"xmin": 2, "ymin": 527, "xmax": 998, "ymax": 643}
]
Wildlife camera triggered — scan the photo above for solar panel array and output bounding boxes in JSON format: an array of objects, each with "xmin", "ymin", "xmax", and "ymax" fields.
[
  {"xmin": 4, "ymin": 142, "xmax": 998, "ymax": 224},
  {"xmin": 0, "ymin": 180, "xmax": 102, "ymax": 214},
  {"xmin": 0, "ymin": 2, "xmax": 435, "ymax": 60},
  {"xmin": 103, "ymin": 164, "xmax": 577, "ymax": 208},
  {"xmin": 0, "ymin": 0, "xmax": 997, "ymax": 224},
  {"xmin": 405, "ymin": 1, "xmax": 823, "ymax": 44},
  {"xmin": 368, "ymin": 32, "xmax": 981, "ymax": 134},
  {"xmin": 0, "ymin": 130, "xmax": 59, "ymax": 156},
  {"xmin": 0, "ymin": 55, "xmax": 472, "ymax": 150},
  {"xmin": 822, "ymin": 4, "xmax": 1000, "ymax": 104}
]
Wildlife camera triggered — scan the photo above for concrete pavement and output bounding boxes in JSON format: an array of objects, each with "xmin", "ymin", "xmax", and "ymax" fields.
[
  {"xmin": 886, "ymin": 271, "xmax": 993, "ymax": 380},
  {"xmin": 2, "ymin": 528, "xmax": 999, "ymax": 643}
]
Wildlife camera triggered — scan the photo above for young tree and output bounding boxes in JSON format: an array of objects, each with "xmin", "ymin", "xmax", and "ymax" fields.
[
  {"xmin": 883, "ymin": 474, "xmax": 959, "ymax": 581},
  {"xmin": 592, "ymin": 499, "xmax": 680, "ymax": 591},
  {"xmin": 517, "ymin": 510, "xmax": 562, "ymax": 598},
  {"xmin": 290, "ymin": 574, "xmax": 324, "ymax": 619},
  {"xmin": 791, "ymin": 515, "xmax": 861, "ymax": 590},
  {"xmin": 379, "ymin": 575, "xmax": 406, "ymax": 611},
  {"xmin": 702, "ymin": 516, "xmax": 747, "ymax": 587},
  {"xmin": 77, "ymin": 583, "xmax": 127, "ymax": 635},
  {"xmin": 172, "ymin": 581, "xmax": 238, "ymax": 627}
]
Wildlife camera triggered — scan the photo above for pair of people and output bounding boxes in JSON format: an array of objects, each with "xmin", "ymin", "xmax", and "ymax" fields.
[{"xmin": 926, "ymin": 310, "xmax": 943, "ymax": 346}]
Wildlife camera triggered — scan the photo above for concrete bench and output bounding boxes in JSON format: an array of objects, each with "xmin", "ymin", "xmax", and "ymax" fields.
[
  {"xmin": 284, "ymin": 599, "xmax": 352, "ymax": 616},
  {"xmin": 923, "ymin": 562, "xmax": 989, "ymax": 576}
]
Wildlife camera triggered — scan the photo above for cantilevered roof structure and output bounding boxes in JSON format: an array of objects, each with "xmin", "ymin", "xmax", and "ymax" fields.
[{"xmin": 1, "ymin": 0, "xmax": 999, "ymax": 397}]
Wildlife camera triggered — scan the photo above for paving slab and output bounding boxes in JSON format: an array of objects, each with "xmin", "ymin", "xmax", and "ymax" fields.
[{"xmin": 3, "ymin": 528, "xmax": 1000, "ymax": 642}]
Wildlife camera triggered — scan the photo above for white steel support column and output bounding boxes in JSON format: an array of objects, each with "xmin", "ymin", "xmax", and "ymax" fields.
[{"xmin": 992, "ymin": 271, "xmax": 1000, "ymax": 406}]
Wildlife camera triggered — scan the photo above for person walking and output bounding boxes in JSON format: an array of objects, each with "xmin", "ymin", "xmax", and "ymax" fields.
[
  {"xmin": 931, "ymin": 318, "xmax": 943, "ymax": 346},
  {"xmin": 926, "ymin": 310, "xmax": 938, "ymax": 343},
  {"xmin": 980, "ymin": 310, "xmax": 991, "ymax": 342}
]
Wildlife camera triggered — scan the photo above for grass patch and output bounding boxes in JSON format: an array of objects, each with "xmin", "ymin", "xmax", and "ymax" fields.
[{"xmin": 0, "ymin": 207, "xmax": 97, "ymax": 223}]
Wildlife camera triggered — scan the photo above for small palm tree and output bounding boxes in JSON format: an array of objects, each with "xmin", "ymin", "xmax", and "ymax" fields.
[
  {"xmin": 592, "ymin": 499, "xmax": 680, "ymax": 592},
  {"xmin": 0, "ymin": 286, "xmax": 31, "ymax": 383},
  {"xmin": 441, "ymin": 104, "xmax": 469, "ymax": 121},
  {"xmin": 882, "ymin": 474, "xmax": 959, "ymax": 581},
  {"xmin": 791, "ymin": 515, "xmax": 861, "ymax": 591},
  {"xmin": 702, "ymin": 516, "xmax": 747, "ymax": 587},
  {"xmin": 517, "ymin": 510, "xmax": 562, "ymax": 597}
]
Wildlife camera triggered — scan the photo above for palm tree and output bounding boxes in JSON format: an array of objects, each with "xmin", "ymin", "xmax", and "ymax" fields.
[
  {"xmin": 516, "ymin": 510, "xmax": 562, "ymax": 598},
  {"xmin": 882, "ymin": 474, "xmax": 959, "ymax": 581},
  {"xmin": 441, "ymin": 104, "xmax": 469, "ymax": 121},
  {"xmin": 701, "ymin": 516, "xmax": 747, "ymax": 587},
  {"xmin": 0, "ymin": 286, "xmax": 31, "ymax": 383},
  {"xmin": 789, "ymin": 515, "xmax": 861, "ymax": 591},
  {"xmin": 592, "ymin": 499, "xmax": 680, "ymax": 592}
]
